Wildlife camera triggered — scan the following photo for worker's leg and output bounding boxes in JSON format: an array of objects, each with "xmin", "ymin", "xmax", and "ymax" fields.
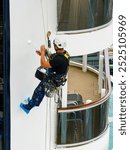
[
  {"xmin": 20, "ymin": 80, "xmax": 45, "ymax": 113},
  {"xmin": 29, "ymin": 81, "xmax": 45, "ymax": 106}
]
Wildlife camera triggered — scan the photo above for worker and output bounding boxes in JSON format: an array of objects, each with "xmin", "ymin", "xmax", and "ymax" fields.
[{"xmin": 20, "ymin": 39, "xmax": 70, "ymax": 114}]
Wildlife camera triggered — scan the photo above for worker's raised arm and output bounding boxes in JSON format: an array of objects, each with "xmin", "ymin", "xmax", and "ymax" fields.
[{"xmin": 40, "ymin": 45, "xmax": 51, "ymax": 68}]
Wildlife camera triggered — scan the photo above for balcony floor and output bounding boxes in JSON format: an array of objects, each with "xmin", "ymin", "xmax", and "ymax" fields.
[{"xmin": 68, "ymin": 66, "xmax": 101, "ymax": 103}]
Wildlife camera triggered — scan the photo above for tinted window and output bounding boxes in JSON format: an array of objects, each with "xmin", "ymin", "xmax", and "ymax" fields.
[{"xmin": 57, "ymin": 0, "xmax": 113, "ymax": 31}]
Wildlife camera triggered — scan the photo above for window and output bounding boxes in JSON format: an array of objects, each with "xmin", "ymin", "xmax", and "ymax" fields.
[{"xmin": 57, "ymin": 0, "xmax": 113, "ymax": 31}]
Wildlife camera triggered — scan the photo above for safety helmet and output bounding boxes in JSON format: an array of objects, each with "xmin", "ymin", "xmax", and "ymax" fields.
[{"xmin": 53, "ymin": 39, "xmax": 66, "ymax": 49}]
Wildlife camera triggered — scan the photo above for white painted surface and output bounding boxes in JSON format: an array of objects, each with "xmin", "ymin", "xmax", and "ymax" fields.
[
  {"xmin": 10, "ymin": 1, "xmax": 54, "ymax": 150},
  {"xmin": 82, "ymin": 55, "xmax": 87, "ymax": 72},
  {"xmin": 61, "ymin": 81, "xmax": 68, "ymax": 108},
  {"xmin": 9, "ymin": 0, "xmax": 112, "ymax": 150},
  {"xmin": 98, "ymin": 54, "xmax": 104, "ymax": 94},
  {"xmin": 54, "ymin": 23, "xmax": 113, "ymax": 56}
]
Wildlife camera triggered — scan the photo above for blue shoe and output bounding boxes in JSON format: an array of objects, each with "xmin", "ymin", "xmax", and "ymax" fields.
[{"xmin": 20, "ymin": 103, "xmax": 30, "ymax": 114}]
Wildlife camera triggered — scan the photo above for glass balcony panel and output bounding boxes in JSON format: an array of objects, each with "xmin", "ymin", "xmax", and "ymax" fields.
[
  {"xmin": 57, "ymin": 100, "xmax": 109, "ymax": 144},
  {"xmin": 57, "ymin": 0, "xmax": 113, "ymax": 31}
]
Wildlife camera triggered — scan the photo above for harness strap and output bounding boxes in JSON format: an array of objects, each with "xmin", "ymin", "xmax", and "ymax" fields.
[
  {"xmin": 52, "ymin": 51, "xmax": 70, "ymax": 60},
  {"xmin": 64, "ymin": 53, "xmax": 69, "ymax": 59}
]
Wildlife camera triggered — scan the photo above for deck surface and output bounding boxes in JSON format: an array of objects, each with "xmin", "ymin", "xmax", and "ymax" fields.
[{"xmin": 68, "ymin": 66, "xmax": 101, "ymax": 103}]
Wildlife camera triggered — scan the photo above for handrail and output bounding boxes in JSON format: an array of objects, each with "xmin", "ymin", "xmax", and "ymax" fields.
[{"xmin": 58, "ymin": 48, "xmax": 111, "ymax": 112}]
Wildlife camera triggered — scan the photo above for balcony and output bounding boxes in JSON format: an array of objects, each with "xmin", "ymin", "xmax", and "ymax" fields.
[{"xmin": 56, "ymin": 49, "xmax": 111, "ymax": 148}]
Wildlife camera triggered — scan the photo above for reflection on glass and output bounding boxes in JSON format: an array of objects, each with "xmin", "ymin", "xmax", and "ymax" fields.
[
  {"xmin": 70, "ymin": 52, "xmax": 99, "ymax": 69},
  {"xmin": 57, "ymin": 0, "xmax": 113, "ymax": 31},
  {"xmin": 57, "ymin": 100, "xmax": 109, "ymax": 144}
]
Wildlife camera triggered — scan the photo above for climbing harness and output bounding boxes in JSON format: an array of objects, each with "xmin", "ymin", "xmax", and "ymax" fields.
[
  {"xmin": 35, "ymin": 47, "xmax": 70, "ymax": 98},
  {"xmin": 35, "ymin": 67, "xmax": 68, "ymax": 98}
]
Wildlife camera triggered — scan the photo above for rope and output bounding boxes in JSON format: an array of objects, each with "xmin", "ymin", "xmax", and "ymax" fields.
[
  {"xmin": 40, "ymin": 0, "xmax": 48, "ymax": 46},
  {"xmin": 44, "ymin": 98, "xmax": 48, "ymax": 150},
  {"xmin": 39, "ymin": 0, "xmax": 50, "ymax": 149},
  {"xmin": 44, "ymin": 97, "xmax": 52, "ymax": 150},
  {"xmin": 46, "ymin": 0, "xmax": 49, "ymax": 35},
  {"xmin": 49, "ymin": 98, "xmax": 51, "ymax": 150},
  {"xmin": 39, "ymin": 1, "xmax": 60, "ymax": 149}
]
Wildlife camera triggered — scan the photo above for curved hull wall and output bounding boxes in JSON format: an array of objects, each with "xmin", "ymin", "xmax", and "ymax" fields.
[{"xmin": 54, "ymin": 23, "xmax": 112, "ymax": 56}]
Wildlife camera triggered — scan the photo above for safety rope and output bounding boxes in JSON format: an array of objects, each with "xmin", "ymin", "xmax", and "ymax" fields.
[
  {"xmin": 40, "ymin": 0, "xmax": 48, "ymax": 46},
  {"xmin": 39, "ymin": 1, "xmax": 63, "ymax": 149},
  {"xmin": 39, "ymin": 0, "xmax": 50, "ymax": 149},
  {"xmin": 44, "ymin": 98, "xmax": 48, "ymax": 150},
  {"xmin": 40, "ymin": 1, "xmax": 56, "ymax": 149},
  {"xmin": 49, "ymin": 97, "xmax": 51, "ymax": 150},
  {"xmin": 44, "ymin": 97, "xmax": 53, "ymax": 150}
]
